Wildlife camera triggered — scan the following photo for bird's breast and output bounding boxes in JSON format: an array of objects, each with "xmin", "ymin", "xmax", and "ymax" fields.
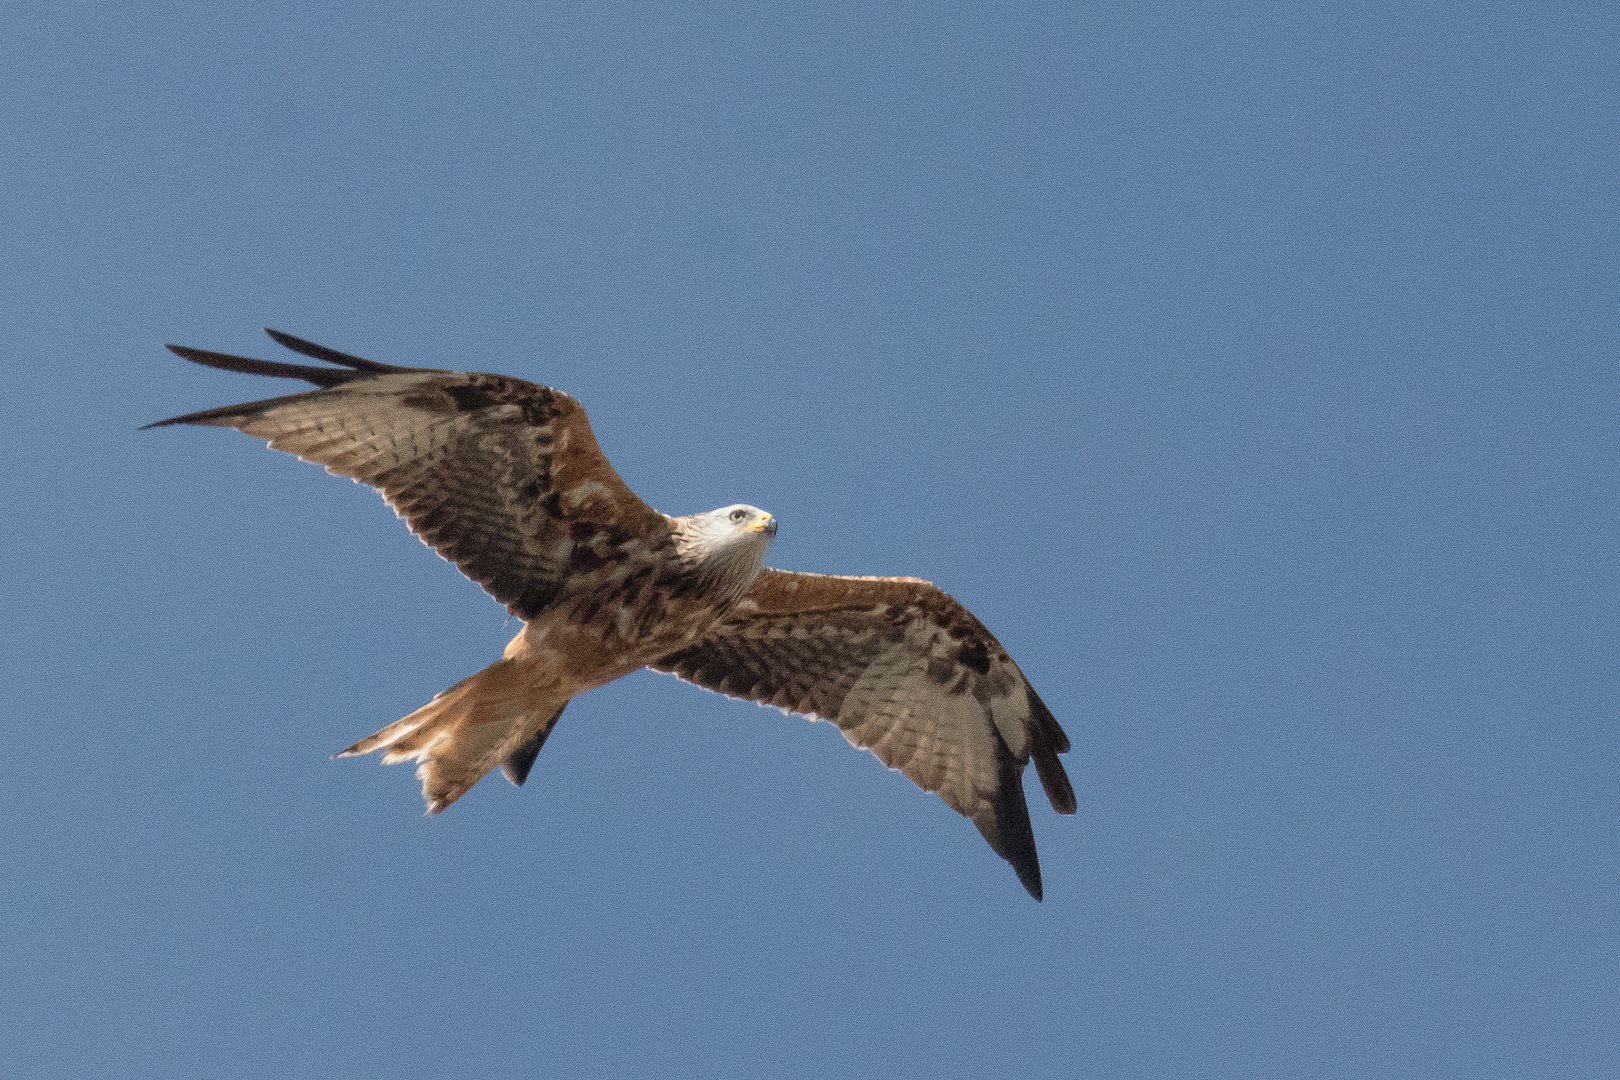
[{"xmin": 513, "ymin": 565, "xmax": 743, "ymax": 692}]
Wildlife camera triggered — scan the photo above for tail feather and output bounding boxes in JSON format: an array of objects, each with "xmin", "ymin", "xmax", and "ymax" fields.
[{"xmin": 336, "ymin": 656, "xmax": 569, "ymax": 814}]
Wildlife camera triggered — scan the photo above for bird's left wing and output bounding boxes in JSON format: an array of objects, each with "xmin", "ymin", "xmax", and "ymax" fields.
[
  {"xmin": 147, "ymin": 329, "xmax": 670, "ymax": 620},
  {"xmin": 650, "ymin": 568, "xmax": 1075, "ymax": 899}
]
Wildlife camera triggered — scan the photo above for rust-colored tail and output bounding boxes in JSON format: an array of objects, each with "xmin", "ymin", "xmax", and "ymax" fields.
[{"xmin": 336, "ymin": 654, "xmax": 569, "ymax": 814}]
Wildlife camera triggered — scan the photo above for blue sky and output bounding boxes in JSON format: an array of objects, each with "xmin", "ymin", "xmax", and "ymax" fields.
[{"xmin": 4, "ymin": 3, "xmax": 1617, "ymax": 1076}]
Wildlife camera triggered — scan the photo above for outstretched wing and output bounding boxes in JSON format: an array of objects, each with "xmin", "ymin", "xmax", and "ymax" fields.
[
  {"xmin": 147, "ymin": 329, "xmax": 670, "ymax": 620},
  {"xmin": 650, "ymin": 568, "xmax": 1075, "ymax": 900}
]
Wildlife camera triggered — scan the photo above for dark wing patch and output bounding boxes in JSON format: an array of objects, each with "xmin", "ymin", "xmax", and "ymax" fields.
[
  {"xmin": 650, "ymin": 568, "xmax": 1074, "ymax": 900},
  {"xmin": 148, "ymin": 331, "xmax": 670, "ymax": 620}
]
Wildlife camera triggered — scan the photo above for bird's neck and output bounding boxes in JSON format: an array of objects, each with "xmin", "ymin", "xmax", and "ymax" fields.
[{"xmin": 670, "ymin": 519, "xmax": 767, "ymax": 606}]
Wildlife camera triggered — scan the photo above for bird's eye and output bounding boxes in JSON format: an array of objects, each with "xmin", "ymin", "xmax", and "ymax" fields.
[{"xmin": 729, "ymin": 509, "xmax": 747, "ymax": 522}]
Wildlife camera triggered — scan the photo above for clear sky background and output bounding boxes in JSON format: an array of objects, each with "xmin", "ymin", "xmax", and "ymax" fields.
[{"xmin": 4, "ymin": 3, "xmax": 1617, "ymax": 1077}]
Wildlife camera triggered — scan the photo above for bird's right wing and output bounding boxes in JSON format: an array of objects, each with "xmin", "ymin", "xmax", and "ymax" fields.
[{"xmin": 148, "ymin": 329, "xmax": 670, "ymax": 620}]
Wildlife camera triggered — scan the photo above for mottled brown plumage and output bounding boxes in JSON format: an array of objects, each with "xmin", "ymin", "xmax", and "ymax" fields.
[
  {"xmin": 149, "ymin": 329, "xmax": 1075, "ymax": 898},
  {"xmin": 654, "ymin": 569, "xmax": 1076, "ymax": 899}
]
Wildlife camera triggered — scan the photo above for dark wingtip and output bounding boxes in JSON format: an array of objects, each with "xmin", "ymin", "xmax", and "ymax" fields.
[
  {"xmin": 1005, "ymin": 819, "xmax": 1044, "ymax": 900},
  {"xmin": 1034, "ymin": 751, "xmax": 1078, "ymax": 816},
  {"xmin": 1027, "ymin": 686, "xmax": 1070, "ymax": 755},
  {"xmin": 1024, "ymin": 685, "xmax": 1076, "ymax": 814},
  {"xmin": 974, "ymin": 735, "xmax": 1046, "ymax": 900},
  {"xmin": 146, "ymin": 338, "xmax": 365, "ymax": 429},
  {"xmin": 264, "ymin": 328, "xmax": 404, "ymax": 372},
  {"xmin": 140, "ymin": 401, "xmax": 255, "ymax": 430},
  {"xmin": 160, "ymin": 341, "xmax": 358, "ymax": 387}
]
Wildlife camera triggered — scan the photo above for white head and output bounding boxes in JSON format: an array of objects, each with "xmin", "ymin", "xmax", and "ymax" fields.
[{"xmin": 672, "ymin": 503, "xmax": 778, "ymax": 601}]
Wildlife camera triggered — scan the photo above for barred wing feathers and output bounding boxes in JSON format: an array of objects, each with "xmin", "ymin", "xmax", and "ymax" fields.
[
  {"xmin": 147, "ymin": 330, "xmax": 669, "ymax": 621},
  {"xmin": 652, "ymin": 568, "xmax": 1075, "ymax": 899}
]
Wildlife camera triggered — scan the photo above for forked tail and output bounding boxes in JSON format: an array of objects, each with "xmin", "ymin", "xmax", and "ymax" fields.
[{"xmin": 336, "ymin": 656, "xmax": 569, "ymax": 813}]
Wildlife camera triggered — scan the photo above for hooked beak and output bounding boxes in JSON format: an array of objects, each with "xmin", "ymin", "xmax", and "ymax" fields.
[{"xmin": 748, "ymin": 514, "xmax": 778, "ymax": 538}]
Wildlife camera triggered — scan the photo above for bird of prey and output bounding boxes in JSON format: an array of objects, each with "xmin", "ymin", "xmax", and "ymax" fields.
[{"xmin": 148, "ymin": 329, "xmax": 1076, "ymax": 898}]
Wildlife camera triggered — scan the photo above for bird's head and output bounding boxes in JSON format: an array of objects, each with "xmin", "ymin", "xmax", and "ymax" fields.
[
  {"xmin": 682, "ymin": 503, "xmax": 778, "ymax": 550},
  {"xmin": 673, "ymin": 503, "xmax": 778, "ymax": 599}
]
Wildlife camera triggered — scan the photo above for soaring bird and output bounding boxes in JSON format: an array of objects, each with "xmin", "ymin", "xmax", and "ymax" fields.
[{"xmin": 149, "ymin": 330, "xmax": 1076, "ymax": 898}]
